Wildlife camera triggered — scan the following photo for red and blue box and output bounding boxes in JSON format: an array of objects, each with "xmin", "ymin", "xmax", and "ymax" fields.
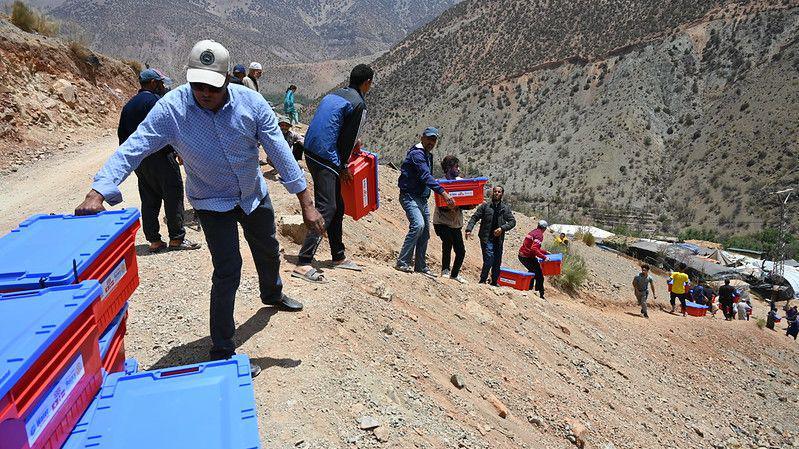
[
  {"xmin": 60, "ymin": 355, "xmax": 260, "ymax": 449},
  {"xmin": 435, "ymin": 177, "xmax": 488, "ymax": 207},
  {"xmin": 540, "ymin": 253, "xmax": 563, "ymax": 276},
  {"xmin": 0, "ymin": 209, "xmax": 141, "ymax": 332},
  {"xmin": 342, "ymin": 150, "xmax": 380, "ymax": 220},
  {"xmin": 98, "ymin": 306, "xmax": 128, "ymax": 376},
  {"xmin": 685, "ymin": 301, "xmax": 709, "ymax": 317},
  {"xmin": 0, "ymin": 281, "xmax": 103, "ymax": 449},
  {"xmin": 497, "ymin": 267, "xmax": 534, "ymax": 290}
]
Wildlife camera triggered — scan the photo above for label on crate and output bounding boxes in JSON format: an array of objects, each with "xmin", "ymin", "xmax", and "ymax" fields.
[
  {"xmin": 449, "ymin": 190, "xmax": 474, "ymax": 198},
  {"xmin": 101, "ymin": 259, "xmax": 128, "ymax": 299},
  {"xmin": 499, "ymin": 277, "xmax": 516, "ymax": 285},
  {"xmin": 26, "ymin": 355, "xmax": 86, "ymax": 446},
  {"xmin": 362, "ymin": 178, "xmax": 369, "ymax": 207}
]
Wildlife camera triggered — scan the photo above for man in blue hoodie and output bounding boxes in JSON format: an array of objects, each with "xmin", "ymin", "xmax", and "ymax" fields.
[
  {"xmin": 396, "ymin": 127, "xmax": 455, "ymax": 277},
  {"xmin": 293, "ymin": 64, "xmax": 373, "ymax": 282}
]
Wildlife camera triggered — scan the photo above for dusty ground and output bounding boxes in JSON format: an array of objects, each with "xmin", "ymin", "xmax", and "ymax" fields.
[{"xmin": 1, "ymin": 135, "xmax": 798, "ymax": 449}]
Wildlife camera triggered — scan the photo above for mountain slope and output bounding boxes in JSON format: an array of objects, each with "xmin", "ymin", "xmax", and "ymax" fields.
[
  {"xmin": 26, "ymin": 0, "xmax": 459, "ymax": 91},
  {"xmin": 366, "ymin": 0, "xmax": 799, "ymax": 235}
]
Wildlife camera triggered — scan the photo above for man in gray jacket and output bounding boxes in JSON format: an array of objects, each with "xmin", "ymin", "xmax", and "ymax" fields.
[{"xmin": 465, "ymin": 186, "xmax": 516, "ymax": 285}]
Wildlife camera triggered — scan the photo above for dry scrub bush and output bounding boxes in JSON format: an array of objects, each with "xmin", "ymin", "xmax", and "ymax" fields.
[{"xmin": 11, "ymin": 1, "xmax": 59, "ymax": 36}]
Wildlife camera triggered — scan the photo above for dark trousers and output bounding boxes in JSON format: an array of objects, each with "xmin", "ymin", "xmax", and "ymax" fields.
[
  {"xmin": 196, "ymin": 196, "xmax": 283, "ymax": 360},
  {"xmin": 134, "ymin": 151, "xmax": 185, "ymax": 242},
  {"xmin": 298, "ymin": 157, "xmax": 346, "ymax": 264},
  {"xmin": 670, "ymin": 292, "xmax": 689, "ymax": 313},
  {"xmin": 720, "ymin": 300, "xmax": 734, "ymax": 319},
  {"xmin": 292, "ymin": 142, "xmax": 304, "ymax": 161},
  {"xmin": 518, "ymin": 255, "xmax": 544, "ymax": 294},
  {"xmin": 479, "ymin": 238, "xmax": 504, "ymax": 285},
  {"xmin": 434, "ymin": 224, "xmax": 465, "ymax": 277}
]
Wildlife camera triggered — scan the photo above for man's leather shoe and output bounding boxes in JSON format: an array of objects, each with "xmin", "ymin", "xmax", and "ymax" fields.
[{"xmin": 263, "ymin": 294, "xmax": 304, "ymax": 311}]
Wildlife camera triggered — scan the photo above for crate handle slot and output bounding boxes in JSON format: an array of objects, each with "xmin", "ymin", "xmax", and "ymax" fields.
[{"xmin": 160, "ymin": 366, "xmax": 200, "ymax": 377}]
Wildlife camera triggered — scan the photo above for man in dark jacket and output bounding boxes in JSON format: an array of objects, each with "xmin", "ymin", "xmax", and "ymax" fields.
[
  {"xmin": 119, "ymin": 68, "xmax": 199, "ymax": 253},
  {"xmin": 396, "ymin": 127, "xmax": 455, "ymax": 276},
  {"xmin": 465, "ymin": 186, "xmax": 516, "ymax": 285},
  {"xmin": 293, "ymin": 64, "xmax": 374, "ymax": 282}
]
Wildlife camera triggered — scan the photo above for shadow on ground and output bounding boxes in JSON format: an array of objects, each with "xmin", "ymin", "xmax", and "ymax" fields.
[{"xmin": 148, "ymin": 307, "xmax": 301, "ymax": 371}]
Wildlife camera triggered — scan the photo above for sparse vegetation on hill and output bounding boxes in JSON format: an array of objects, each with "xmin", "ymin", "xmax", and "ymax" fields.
[
  {"xmin": 10, "ymin": 0, "xmax": 58, "ymax": 36},
  {"xmin": 367, "ymin": 1, "xmax": 799, "ymax": 236}
]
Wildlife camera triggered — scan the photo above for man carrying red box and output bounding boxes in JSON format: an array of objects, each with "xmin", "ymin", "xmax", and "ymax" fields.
[
  {"xmin": 518, "ymin": 220, "xmax": 550, "ymax": 299},
  {"xmin": 293, "ymin": 64, "xmax": 375, "ymax": 283},
  {"xmin": 396, "ymin": 127, "xmax": 456, "ymax": 277},
  {"xmin": 465, "ymin": 186, "xmax": 516, "ymax": 286}
]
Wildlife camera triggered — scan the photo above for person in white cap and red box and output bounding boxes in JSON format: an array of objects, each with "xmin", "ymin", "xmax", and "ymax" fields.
[
  {"xmin": 74, "ymin": 40, "xmax": 325, "ymax": 378},
  {"xmin": 243, "ymin": 61, "xmax": 262, "ymax": 92}
]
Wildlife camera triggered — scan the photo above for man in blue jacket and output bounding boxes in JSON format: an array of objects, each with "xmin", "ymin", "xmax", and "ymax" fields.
[
  {"xmin": 396, "ymin": 127, "xmax": 455, "ymax": 277},
  {"xmin": 118, "ymin": 68, "xmax": 200, "ymax": 253},
  {"xmin": 293, "ymin": 64, "xmax": 373, "ymax": 282}
]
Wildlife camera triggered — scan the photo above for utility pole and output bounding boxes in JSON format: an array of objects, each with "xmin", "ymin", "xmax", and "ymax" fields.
[{"xmin": 769, "ymin": 188, "xmax": 794, "ymax": 280}]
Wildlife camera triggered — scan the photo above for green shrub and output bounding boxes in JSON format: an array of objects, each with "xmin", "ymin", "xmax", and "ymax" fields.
[
  {"xmin": 644, "ymin": 136, "xmax": 652, "ymax": 146},
  {"xmin": 11, "ymin": 1, "xmax": 59, "ymax": 36},
  {"xmin": 551, "ymin": 252, "xmax": 588, "ymax": 292},
  {"xmin": 582, "ymin": 232, "xmax": 596, "ymax": 246},
  {"xmin": 69, "ymin": 40, "xmax": 92, "ymax": 60},
  {"xmin": 755, "ymin": 318, "xmax": 765, "ymax": 330},
  {"xmin": 121, "ymin": 59, "xmax": 143, "ymax": 74}
]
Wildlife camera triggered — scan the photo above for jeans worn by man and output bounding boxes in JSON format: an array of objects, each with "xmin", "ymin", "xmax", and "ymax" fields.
[
  {"xmin": 480, "ymin": 238, "xmax": 505, "ymax": 285},
  {"xmin": 398, "ymin": 192, "xmax": 431, "ymax": 272}
]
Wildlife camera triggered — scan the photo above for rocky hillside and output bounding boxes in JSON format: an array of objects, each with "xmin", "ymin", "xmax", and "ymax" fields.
[
  {"xmin": 365, "ymin": 0, "xmax": 799, "ymax": 235},
  {"xmin": 0, "ymin": 15, "xmax": 137, "ymax": 173},
  {"xmin": 25, "ymin": 0, "xmax": 459, "ymax": 92}
]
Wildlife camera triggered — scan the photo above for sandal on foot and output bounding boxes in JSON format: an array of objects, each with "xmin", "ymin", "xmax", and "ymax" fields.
[
  {"xmin": 148, "ymin": 242, "xmax": 167, "ymax": 253},
  {"xmin": 169, "ymin": 239, "xmax": 202, "ymax": 251},
  {"xmin": 333, "ymin": 260, "xmax": 363, "ymax": 271},
  {"xmin": 291, "ymin": 267, "xmax": 327, "ymax": 284}
]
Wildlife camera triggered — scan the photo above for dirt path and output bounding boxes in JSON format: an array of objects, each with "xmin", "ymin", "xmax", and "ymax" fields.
[{"xmin": 1, "ymin": 135, "xmax": 798, "ymax": 449}]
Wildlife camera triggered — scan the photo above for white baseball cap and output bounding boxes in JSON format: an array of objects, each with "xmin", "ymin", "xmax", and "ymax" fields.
[
  {"xmin": 249, "ymin": 62, "xmax": 262, "ymax": 70},
  {"xmin": 538, "ymin": 220, "xmax": 549, "ymax": 228},
  {"xmin": 186, "ymin": 40, "xmax": 230, "ymax": 88}
]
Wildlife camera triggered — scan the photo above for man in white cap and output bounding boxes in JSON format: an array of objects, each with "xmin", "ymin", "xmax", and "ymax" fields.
[
  {"xmin": 243, "ymin": 62, "xmax": 262, "ymax": 92},
  {"xmin": 75, "ymin": 39, "xmax": 325, "ymax": 377},
  {"xmin": 517, "ymin": 219, "xmax": 550, "ymax": 299}
]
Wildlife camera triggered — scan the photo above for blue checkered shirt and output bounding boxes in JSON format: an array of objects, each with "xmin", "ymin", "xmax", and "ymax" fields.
[{"xmin": 92, "ymin": 83, "xmax": 307, "ymax": 214}]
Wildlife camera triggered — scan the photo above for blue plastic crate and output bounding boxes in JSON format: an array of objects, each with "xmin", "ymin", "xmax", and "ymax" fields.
[
  {"xmin": 0, "ymin": 281, "xmax": 103, "ymax": 401},
  {"xmin": 64, "ymin": 355, "xmax": 261, "ymax": 449},
  {"xmin": 0, "ymin": 209, "xmax": 140, "ymax": 291},
  {"xmin": 97, "ymin": 305, "xmax": 127, "ymax": 362}
]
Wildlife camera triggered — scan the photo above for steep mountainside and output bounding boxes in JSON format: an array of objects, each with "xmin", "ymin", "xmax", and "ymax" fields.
[
  {"xmin": 366, "ymin": 0, "xmax": 799, "ymax": 235},
  {"xmin": 0, "ymin": 16, "xmax": 137, "ymax": 173},
  {"xmin": 26, "ymin": 0, "xmax": 459, "ymax": 91}
]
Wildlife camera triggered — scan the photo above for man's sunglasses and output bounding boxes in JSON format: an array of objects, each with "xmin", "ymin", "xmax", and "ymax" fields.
[{"xmin": 190, "ymin": 82, "xmax": 225, "ymax": 93}]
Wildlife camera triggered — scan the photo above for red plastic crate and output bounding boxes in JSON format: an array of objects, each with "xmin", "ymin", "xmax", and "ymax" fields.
[
  {"xmin": 685, "ymin": 302, "xmax": 708, "ymax": 317},
  {"xmin": 342, "ymin": 151, "xmax": 379, "ymax": 220},
  {"xmin": 435, "ymin": 177, "xmax": 488, "ymax": 207},
  {"xmin": 0, "ymin": 307, "xmax": 102, "ymax": 449},
  {"xmin": 540, "ymin": 254, "xmax": 563, "ymax": 276},
  {"xmin": 78, "ymin": 221, "xmax": 140, "ymax": 332},
  {"xmin": 102, "ymin": 313, "xmax": 127, "ymax": 376},
  {"xmin": 497, "ymin": 267, "xmax": 533, "ymax": 291}
]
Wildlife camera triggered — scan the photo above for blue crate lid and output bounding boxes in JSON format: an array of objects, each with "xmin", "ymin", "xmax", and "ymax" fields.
[
  {"xmin": 98, "ymin": 304, "xmax": 128, "ymax": 361},
  {"xmin": 437, "ymin": 177, "xmax": 489, "ymax": 185},
  {"xmin": 543, "ymin": 253, "xmax": 563, "ymax": 262},
  {"xmin": 685, "ymin": 301, "xmax": 709, "ymax": 309},
  {"xmin": 69, "ymin": 355, "xmax": 260, "ymax": 449},
  {"xmin": 499, "ymin": 267, "xmax": 534, "ymax": 277},
  {"xmin": 0, "ymin": 209, "xmax": 140, "ymax": 291},
  {"xmin": 0, "ymin": 281, "xmax": 102, "ymax": 400}
]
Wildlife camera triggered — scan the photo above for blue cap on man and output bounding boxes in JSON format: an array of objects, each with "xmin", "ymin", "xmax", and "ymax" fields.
[
  {"xmin": 422, "ymin": 127, "xmax": 439, "ymax": 138},
  {"xmin": 139, "ymin": 68, "xmax": 165, "ymax": 83},
  {"xmin": 233, "ymin": 64, "xmax": 246, "ymax": 74}
]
